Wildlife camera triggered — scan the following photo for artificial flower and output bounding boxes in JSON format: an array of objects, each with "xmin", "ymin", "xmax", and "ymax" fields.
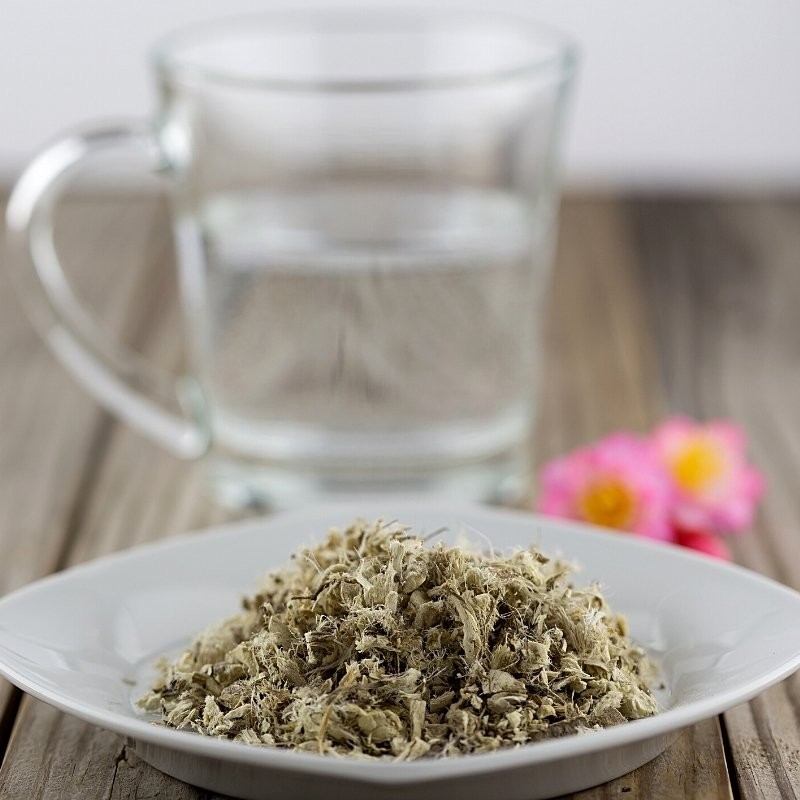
[
  {"xmin": 650, "ymin": 417, "xmax": 764, "ymax": 535},
  {"xmin": 673, "ymin": 526, "xmax": 732, "ymax": 560},
  {"xmin": 537, "ymin": 433, "xmax": 673, "ymax": 541}
]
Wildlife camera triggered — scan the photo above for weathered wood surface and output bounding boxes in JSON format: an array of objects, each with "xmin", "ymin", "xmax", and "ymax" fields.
[
  {"xmin": 631, "ymin": 197, "xmax": 800, "ymax": 800},
  {"xmin": 1, "ymin": 193, "xmax": 798, "ymax": 798}
]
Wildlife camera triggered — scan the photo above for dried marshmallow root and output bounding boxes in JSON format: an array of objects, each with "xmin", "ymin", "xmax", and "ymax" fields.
[{"xmin": 139, "ymin": 519, "xmax": 658, "ymax": 759}]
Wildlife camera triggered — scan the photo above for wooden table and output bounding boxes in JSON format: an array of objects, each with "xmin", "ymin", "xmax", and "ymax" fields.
[{"xmin": 0, "ymin": 192, "xmax": 798, "ymax": 799}]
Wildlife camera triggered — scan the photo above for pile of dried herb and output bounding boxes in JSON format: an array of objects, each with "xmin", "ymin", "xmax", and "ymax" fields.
[{"xmin": 139, "ymin": 519, "xmax": 658, "ymax": 759}]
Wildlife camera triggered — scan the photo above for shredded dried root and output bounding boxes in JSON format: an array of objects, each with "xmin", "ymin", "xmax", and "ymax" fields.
[{"xmin": 139, "ymin": 519, "xmax": 658, "ymax": 759}]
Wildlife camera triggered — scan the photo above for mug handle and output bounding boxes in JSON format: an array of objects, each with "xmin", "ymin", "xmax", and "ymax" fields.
[{"xmin": 5, "ymin": 124, "xmax": 209, "ymax": 458}]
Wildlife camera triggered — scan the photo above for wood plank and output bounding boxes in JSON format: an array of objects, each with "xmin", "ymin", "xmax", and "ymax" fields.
[
  {"xmin": 0, "ymin": 194, "xmax": 175, "ymax": 760},
  {"xmin": 0, "ymin": 195, "xmax": 735, "ymax": 799},
  {"xmin": 564, "ymin": 719, "xmax": 733, "ymax": 800},
  {"xmin": 629, "ymin": 195, "xmax": 800, "ymax": 800},
  {"xmin": 536, "ymin": 197, "xmax": 667, "ymax": 464},
  {"xmin": 0, "ymin": 698, "xmax": 122, "ymax": 799},
  {"xmin": 109, "ymin": 746, "xmax": 222, "ymax": 800}
]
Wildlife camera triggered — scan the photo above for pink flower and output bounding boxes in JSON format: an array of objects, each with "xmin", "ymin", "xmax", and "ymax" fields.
[
  {"xmin": 650, "ymin": 417, "xmax": 764, "ymax": 535},
  {"xmin": 537, "ymin": 433, "xmax": 673, "ymax": 541},
  {"xmin": 674, "ymin": 526, "xmax": 732, "ymax": 560}
]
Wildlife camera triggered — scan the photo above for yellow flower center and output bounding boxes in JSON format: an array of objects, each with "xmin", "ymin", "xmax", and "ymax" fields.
[
  {"xmin": 579, "ymin": 480, "xmax": 637, "ymax": 530},
  {"xmin": 671, "ymin": 439, "xmax": 725, "ymax": 493}
]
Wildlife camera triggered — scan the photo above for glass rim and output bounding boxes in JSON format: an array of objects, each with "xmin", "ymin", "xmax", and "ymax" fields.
[{"xmin": 152, "ymin": 7, "xmax": 578, "ymax": 94}]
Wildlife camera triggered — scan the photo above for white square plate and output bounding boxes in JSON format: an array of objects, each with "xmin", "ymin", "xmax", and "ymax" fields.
[{"xmin": 1, "ymin": 501, "xmax": 799, "ymax": 800}]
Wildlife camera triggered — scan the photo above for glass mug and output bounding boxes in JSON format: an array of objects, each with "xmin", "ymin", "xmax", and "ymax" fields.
[{"xmin": 6, "ymin": 9, "xmax": 576, "ymax": 509}]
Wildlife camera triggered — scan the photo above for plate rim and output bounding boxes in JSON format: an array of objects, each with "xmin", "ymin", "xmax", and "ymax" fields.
[{"xmin": 1, "ymin": 499, "xmax": 800, "ymax": 784}]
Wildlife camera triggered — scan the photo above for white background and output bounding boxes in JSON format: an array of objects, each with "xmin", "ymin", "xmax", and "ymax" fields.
[{"xmin": 1, "ymin": 0, "xmax": 799, "ymax": 189}]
